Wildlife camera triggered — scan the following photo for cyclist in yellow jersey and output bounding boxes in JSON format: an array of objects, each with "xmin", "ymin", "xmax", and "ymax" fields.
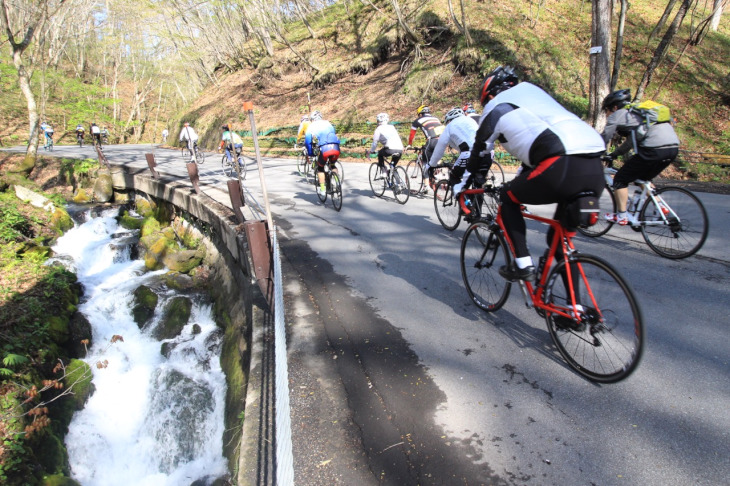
[{"xmin": 296, "ymin": 115, "xmax": 311, "ymax": 145}]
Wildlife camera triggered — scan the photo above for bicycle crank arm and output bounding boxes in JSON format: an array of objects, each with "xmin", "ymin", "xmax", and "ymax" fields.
[{"xmin": 517, "ymin": 281, "xmax": 533, "ymax": 309}]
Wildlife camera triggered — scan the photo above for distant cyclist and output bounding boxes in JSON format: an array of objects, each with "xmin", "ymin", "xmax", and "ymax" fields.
[
  {"xmin": 75, "ymin": 124, "xmax": 85, "ymax": 144},
  {"xmin": 305, "ymin": 111, "xmax": 341, "ymax": 197},
  {"xmin": 100, "ymin": 127, "xmax": 110, "ymax": 144},
  {"xmin": 162, "ymin": 128, "xmax": 169, "ymax": 144},
  {"xmin": 467, "ymin": 65, "xmax": 605, "ymax": 282},
  {"xmin": 423, "ymin": 107, "xmax": 478, "ymax": 195},
  {"xmin": 179, "ymin": 122, "xmax": 199, "ymax": 162},
  {"xmin": 219, "ymin": 125, "xmax": 244, "ymax": 162},
  {"xmin": 296, "ymin": 114, "xmax": 311, "ymax": 146},
  {"xmin": 90, "ymin": 123, "xmax": 101, "ymax": 146},
  {"xmin": 601, "ymin": 89, "xmax": 680, "ymax": 225},
  {"xmin": 366, "ymin": 112, "xmax": 405, "ymax": 179},
  {"xmin": 406, "ymin": 105, "xmax": 443, "ymax": 166},
  {"xmin": 41, "ymin": 122, "xmax": 54, "ymax": 149}
]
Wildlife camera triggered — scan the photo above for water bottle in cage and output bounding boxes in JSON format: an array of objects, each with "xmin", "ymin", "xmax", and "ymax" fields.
[{"xmin": 628, "ymin": 189, "xmax": 641, "ymax": 212}]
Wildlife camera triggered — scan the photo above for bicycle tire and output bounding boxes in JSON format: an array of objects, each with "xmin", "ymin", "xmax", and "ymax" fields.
[
  {"xmin": 406, "ymin": 160, "xmax": 425, "ymax": 195},
  {"xmin": 486, "ymin": 160, "xmax": 505, "ymax": 186},
  {"xmin": 639, "ymin": 186, "xmax": 709, "ymax": 259},
  {"xmin": 392, "ymin": 166, "xmax": 410, "ymax": 204},
  {"xmin": 461, "ymin": 221, "xmax": 512, "ymax": 312},
  {"xmin": 297, "ymin": 151, "xmax": 308, "ymax": 176},
  {"xmin": 335, "ymin": 160, "xmax": 344, "ymax": 182},
  {"xmin": 369, "ymin": 163, "xmax": 386, "ymax": 197},
  {"xmin": 220, "ymin": 156, "xmax": 230, "ymax": 178},
  {"xmin": 195, "ymin": 147, "xmax": 205, "ymax": 165},
  {"xmin": 577, "ymin": 184, "xmax": 616, "ymax": 238},
  {"xmin": 433, "ymin": 179, "xmax": 461, "ymax": 231},
  {"xmin": 237, "ymin": 155, "xmax": 247, "ymax": 180},
  {"xmin": 331, "ymin": 173, "xmax": 343, "ymax": 211},
  {"xmin": 316, "ymin": 172, "xmax": 328, "ymax": 203},
  {"xmin": 544, "ymin": 254, "xmax": 644, "ymax": 383},
  {"xmin": 77, "ymin": 137, "xmax": 83, "ymax": 148},
  {"xmin": 182, "ymin": 147, "xmax": 191, "ymax": 163}
]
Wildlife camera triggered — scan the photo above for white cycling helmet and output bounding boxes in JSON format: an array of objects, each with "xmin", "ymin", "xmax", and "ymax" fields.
[
  {"xmin": 301, "ymin": 114, "xmax": 310, "ymax": 122},
  {"xmin": 376, "ymin": 112, "xmax": 389, "ymax": 125},
  {"xmin": 310, "ymin": 110, "xmax": 323, "ymax": 121},
  {"xmin": 444, "ymin": 108, "xmax": 464, "ymax": 124}
]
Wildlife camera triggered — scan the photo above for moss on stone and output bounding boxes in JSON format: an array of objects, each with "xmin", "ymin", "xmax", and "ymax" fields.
[
  {"xmin": 50, "ymin": 208, "xmax": 74, "ymax": 234},
  {"xmin": 153, "ymin": 296, "xmax": 192, "ymax": 340},
  {"xmin": 42, "ymin": 474, "xmax": 81, "ymax": 486},
  {"xmin": 33, "ymin": 431, "xmax": 68, "ymax": 476},
  {"xmin": 132, "ymin": 285, "xmax": 158, "ymax": 328},
  {"xmin": 47, "ymin": 316, "xmax": 70, "ymax": 345},
  {"xmin": 71, "ymin": 188, "xmax": 91, "ymax": 203},
  {"xmin": 64, "ymin": 360, "xmax": 94, "ymax": 409},
  {"xmin": 118, "ymin": 211, "xmax": 143, "ymax": 230},
  {"xmin": 135, "ymin": 197, "xmax": 156, "ymax": 218},
  {"xmin": 140, "ymin": 217, "xmax": 161, "ymax": 237}
]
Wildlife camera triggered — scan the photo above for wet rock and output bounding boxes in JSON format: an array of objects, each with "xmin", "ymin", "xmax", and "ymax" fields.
[
  {"xmin": 132, "ymin": 285, "xmax": 159, "ymax": 328},
  {"xmin": 68, "ymin": 312, "xmax": 92, "ymax": 358},
  {"xmin": 93, "ymin": 171, "xmax": 113, "ymax": 202},
  {"xmin": 153, "ymin": 296, "xmax": 192, "ymax": 340}
]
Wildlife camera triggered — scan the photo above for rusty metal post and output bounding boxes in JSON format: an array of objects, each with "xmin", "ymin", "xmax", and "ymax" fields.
[
  {"xmin": 227, "ymin": 179, "xmax": 246, "ymax": 224},
  {"xmin": 186, "ymin": 162, "xmax": 201, "ymax": 194},
  {"xmin": 145, "ymin": 153, "xmax": 160, "ymax": 179},
  {"xmin": 243, "ymin": 101, "xmax": 275, "ymax": 233},
  {"xmin": 95, "ymin": 145, "xmax": 110, "ymax": 168},
  {"xmin": 244, "ymin": 220, "xmax": 273, "ymax": 306}
]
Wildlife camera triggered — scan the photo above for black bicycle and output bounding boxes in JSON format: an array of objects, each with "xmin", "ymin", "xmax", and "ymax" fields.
[
  {"xmin": 315, "ymin": 160, "xmax": 343, "ymax": 211},
  {"xmin": 181, "ymin": 142, "xmax": 205, "ymax": 165},
  {"xmin": 368, "ymin": 157, "xmax": 410, "ymax": 204}
]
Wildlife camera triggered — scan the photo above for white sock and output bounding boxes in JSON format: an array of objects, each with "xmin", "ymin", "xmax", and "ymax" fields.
[
  {"xmin": 618, "ymin": 211, "xmax": 628, "ymax": 218},
  {"xmin": 515, "ymin": 256, "xmax": 533, "ymax": 269}
]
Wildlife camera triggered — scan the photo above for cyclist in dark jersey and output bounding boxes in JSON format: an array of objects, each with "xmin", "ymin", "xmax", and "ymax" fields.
[{"xmin": 407, "ymin": 105, "xmax": 444, "ymax": 165}]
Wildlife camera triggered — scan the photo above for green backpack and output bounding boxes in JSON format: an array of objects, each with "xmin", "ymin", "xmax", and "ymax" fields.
[{"xmin": 627, "ymin": 100, "xmax": 672, "ymax": 139}]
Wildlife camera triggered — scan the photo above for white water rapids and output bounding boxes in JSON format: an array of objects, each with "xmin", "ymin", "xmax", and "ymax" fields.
[{"xmin": 51, "ymin": 208, "xmax": 228, "ymax": 486}]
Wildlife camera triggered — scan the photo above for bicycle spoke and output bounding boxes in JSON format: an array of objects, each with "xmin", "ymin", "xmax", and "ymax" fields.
[
  {"xmin": 460, "ymin": 222, "xmax": 511, "ymax": 311},
  {"xmin": 545, "ymin": 255, "xmax": 643, "ymax": 382},
  {"xmin": 640, "ymin": 187, "xmax": 708, "ymax": 259}
]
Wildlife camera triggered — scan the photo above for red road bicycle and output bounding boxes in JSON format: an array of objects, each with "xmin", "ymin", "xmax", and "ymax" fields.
[{"xmin": 459, "ymin": 187, "xmax": 644, "ymax": 382}]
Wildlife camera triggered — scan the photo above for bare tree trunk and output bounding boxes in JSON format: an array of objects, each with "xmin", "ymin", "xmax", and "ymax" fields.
[
  {"xmin": 0, "ymin": 0, "xmax": 49, "ymax": 170},
  {"xmin": 649, "ymin": 0, "xmax": 678, "ymax": 40},
  {"xmin": 389, "ymin": 0, "xmax": 420, "ymax": 45},
  {"xmin": 611, "ymin": 0, "xmax": 628, "ymax": 91},
  {"xmin": 589, "ymin": 0, "xmax": 613, "ymax": 130},
  {"xmin": 635, "ymin": 0, "xmax": 691, "ymax": 101},
  {"xmin": 710, "ymin": 0, "xmax": 723, "ymax": 31}
]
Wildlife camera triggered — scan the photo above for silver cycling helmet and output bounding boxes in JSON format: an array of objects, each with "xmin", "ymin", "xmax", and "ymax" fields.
[
  {"xmin": 376, "ymin": 112, "xmax": 389, "ymax": 125},
  {"xmin": 444, "ymin": 108, "xmax": 464, "ymax": 124}
]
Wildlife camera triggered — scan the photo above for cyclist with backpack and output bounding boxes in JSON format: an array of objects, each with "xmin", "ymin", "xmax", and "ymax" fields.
[{"xmin": 601, "ymin": 89, "xmax": 680, "ymax": 225}]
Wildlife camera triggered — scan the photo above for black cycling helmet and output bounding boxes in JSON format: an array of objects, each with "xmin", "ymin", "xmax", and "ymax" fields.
[
  {"xmin": 602, "ymin": 89, "xmax": 632, "ymax": 111},
  {"xmin": 478, "ymin": 66, "xmax": 518, "ymax": 106},
  {"xmin": 222, "ymin": 124, "xmax": 230, "ymax": 131}
]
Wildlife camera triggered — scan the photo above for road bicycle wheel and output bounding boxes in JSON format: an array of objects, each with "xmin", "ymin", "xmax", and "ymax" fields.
[
  {"xmin": 182, "ymin": 147, "xmax": 192, "ymax": 162},
  {"xmin": 195, "ymin": 147, "xmax": 205, "ymax": 165},
  {"xmin": 392, "ymin": 166, "xmax": 410, "ymax": 204},
  {"xmin": 433, "ymin": 179, "xmax": 461, "ymax": 231},
  {"xmin": 316, "ymin": 174, "xmax": 328, "ymax": 203},
  {"xmin": 335, "ymin": 160, "xmax": 344, "ymax": 182},
  {"xmin": 369, "ymin": 163, "xmax": 386, "ymax": 197},
  {"xmin": 77, "ymin": 137, "xmax": 83, "ymax": 148},
  {"xmin": 639, "ymin": 186, "xmax": 709, "ymax": 259},
  {"xmin": 486, "ymin": 160, "xmax": 505, "ymax": 186},
  {"xmin": 577, "ymin": 184, "xmax": 616, "ymax": 238},
  {"xmin": 406, "ymin": 160, "xmax": 425, "ymax": 195},
  {"xmin": 297, "ymin": 151, "xmax": 308, "ymax": 176},
  {"xmin": 544, "ymin": 254, "xmax": 644, "ymax": 383},
  {"xmin": 237, "ymin": 155, "xmax": 247, "ymax": 180},
  {"xmin": 221, "ymin": 156, "xmax": 233, "ymax": 177},
  {"xmin": 460, "ymin": 221, "xmax": 512, "ymax": 312},
  {"xmin": 330, "ymin": 173, "xmax": 342, "ymax": 211}
]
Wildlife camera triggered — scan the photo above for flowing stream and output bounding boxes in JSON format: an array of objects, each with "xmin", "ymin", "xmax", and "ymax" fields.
[{"xmin": 51, "ymin": 208, "xmax": 229, "ymax": 486}]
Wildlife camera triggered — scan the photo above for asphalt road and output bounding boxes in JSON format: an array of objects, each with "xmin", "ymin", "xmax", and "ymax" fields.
[{"xmin": 11, "ymin": 144, "xmax": 730, "ymax": 485}]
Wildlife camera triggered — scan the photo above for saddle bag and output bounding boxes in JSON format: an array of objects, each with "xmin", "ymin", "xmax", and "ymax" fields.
[{"xmin": 563, "ymin": 191, "xmax": 600, "ymax": 229}]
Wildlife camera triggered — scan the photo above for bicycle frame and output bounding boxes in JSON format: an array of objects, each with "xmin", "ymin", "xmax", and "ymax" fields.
[
  {"xmin": 604, "ymin": 167, "xmax": 679, "ymax": 227},
  {"xmin": 459, "ymin": 188, "xmax": 602, "ymax": 324}
]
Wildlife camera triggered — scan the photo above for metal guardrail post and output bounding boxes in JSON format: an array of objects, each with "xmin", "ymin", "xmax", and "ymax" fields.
[
  {"xmin": 227, "ymin": 179, "xmax": 246, "ymax": 224},
  {"xmin": 243, "ymin": 102, "xmax": 274, "ymax": 233},
  {"xmin": 144, "ymin": 153, "xmax": 160, "ymax": 179},
  {"xmin": 186, "ymin": 162, "xmax": 201, "ymax": 194},
  {"xmin": 243, "ymin": 220, "xmax": 273, "ymax": 305}
]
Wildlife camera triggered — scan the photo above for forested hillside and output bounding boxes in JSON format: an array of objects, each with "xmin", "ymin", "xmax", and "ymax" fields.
[{"xmin": 1, "ymin": 0, "xmax": 728, "ymax": 158}]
